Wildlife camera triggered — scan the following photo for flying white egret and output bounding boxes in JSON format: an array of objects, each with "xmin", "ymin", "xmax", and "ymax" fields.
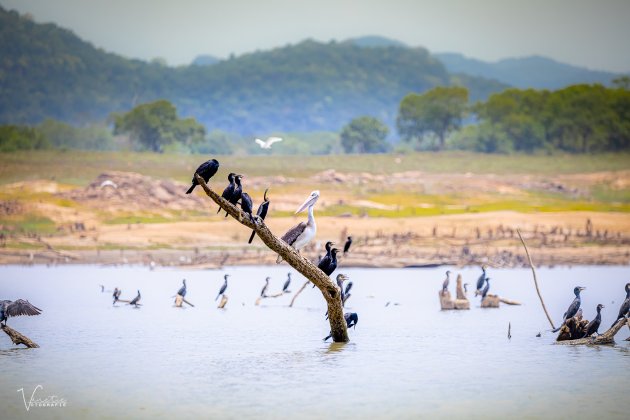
[{"xmin": 255, "ymin": 136, "xmax": 283, "ymax": 149}]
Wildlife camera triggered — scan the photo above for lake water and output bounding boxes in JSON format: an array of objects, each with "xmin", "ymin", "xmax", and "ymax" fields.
[{"xmin": 1, "ymin": 264, "xmax": 629, "ymax": 419}]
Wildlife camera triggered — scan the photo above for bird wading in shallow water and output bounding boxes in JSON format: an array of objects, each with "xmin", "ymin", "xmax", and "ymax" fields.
[
  {"xmin": 217, "ymin": 173, "xmax": 236, "ymax": 214},
  {"xmin": 611, "ymin": 282, "xmax": 630, "ymax": 328},
  {"xmin": 186, "ymin": 159, "xmax": 219, "ymax": 194},
  {"xmin": 551, "ymin": 286, "xmax": 586, "ymax": 333},
  {"xmin": 1, "ymin": 299, "xmax": 42, "ymax": 326},
  {"xmin": 261, "ymin": 277, "xmax": 270, "ymax": 298},
  {"xmin": 276, "ymin": 190, "xmax": 320, "ymax": 263},
  {"xmin": 583, "ymin": 304, "xmax": 604, "ymax": 338},
  {"xmin": 215, "ymin": 275, "xmax": 229, "ymax": 301},
  {"xmin": 248, "ymin": 189, "xmax": 270, "ymax": 244}
]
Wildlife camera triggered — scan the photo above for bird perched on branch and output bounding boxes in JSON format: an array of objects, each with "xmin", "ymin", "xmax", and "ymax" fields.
[
  {"xmin": 583, "ymin": 304, "xmax": 604, "ymax": 338},
  {"xmin": 248, "ymin": 189, "xmax": 270, "ymax": 244},
  {"xmin": 1, "ymin": 299, "xmax": 42, "ymax": 326},
  {"xmin": 225, "ymin": 175, "xmax": 243, "ymax": 217},
  {"xmin": 481, "ymin": 278, "xmax": 491, "ymax": 299},
  {"xmin": 112, "ymin": 288, "xmax": 121, "ymax": 305},
  {"xmin": 282, "ymin": 273, "xmax": 292, "ymax": 293},
  {"xmin": 186, "ymin": 159, "xmax": 219, "ymax": 194},
  {"xmin": 255, "ymin": 136, "xmax": 283, "ymax": 149},
  {"xmin": 442, "ymin": 270, "xmax": 451, "ymax": 294},
  {"xmin": 324, "ymin": 312, "xmax": 358, "ymax": 341},
  {"xmin": 217, "ymin": 173, "xmax": 236, "ymax": 214},
  {"xmin": 277, "ymin": 190, "xmax": 320, "ymax": 263},
  {"xmin": 551, "ymin": 286, "xmax": 586, "ymax": 332},
  {"xmin": 260, "ymin": 277, "xmax": 270, "ymax": 298},
  {"xmin": 240, "ymin": 192, "xmax": 254, "ymax": 222},
  {"xmin": 129, "ymin": 290, "xmax": 141, "ymax": 307},
  {"xmin": 611, "ymin": 282, "xmax": 630, "ymax": 328},
  {"xmin": 475, "ymin": 264, "xmax": 488, "ymax": 296},
  {"xmin": 177, "ymin": 279, "xmax": 187, "ymax": 297},
  {"xmin": 215, "ymin": 274, "xmax": 229, "ymax": 301}
]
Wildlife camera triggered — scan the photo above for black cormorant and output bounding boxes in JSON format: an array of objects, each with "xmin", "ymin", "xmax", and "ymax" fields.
[
  {"xmin": 1, "ymin": 299, "xmax": 42, "ymax": 326},
  {"xmin": 177, "ymin": 279, "xmax": 187, "ymax": 297},
  {"xmin": 611, "ymin": 282, "xmax": 630, "ymax": 327},
  {"xmin": 129, "ymin": 290, "xmax": 141, "ymax": 307},
  {"xmin": 481, "ymin": 277, "xmax": 491, "ymax": 299},
  {"xmin": 186, "ymin": 159, "xmax": 219, "ymax": 194},
  {"xmin": 282, "ymin": 273, "xmax": 291, "ymax": 293},
  {"xmin": 261, "ymin": 277, "xmax": 270, "ymax": 297},
  {"xmin": 463, "ymin": 283, "xmax": 469, "ymax": 294},
  {"xmin": 551, "ymin": 286, "xmax": 586, "ymax": 332},
  {"xmin": 319, "ymin": 248, "xmax": 339, "ymax": 277},
  {"xmin": 475, "ymin": 264, "xmax": 488, "ymax": 296},
  {"xmin": 112, "ymin": 287, "xmax": 121, "ymax": 305},
  {"xmin": 217, "ymin": 173, "xmax": 236, "ymax": 214},
  {"xmin": 240, "ymin": 192, "xmax": 254, "ymax": 222},
  {"xmin": 583, "ymin": 304, "xmax": 604, "ymax": 337},
  {"xmin": 343, "ymin": 236, "xmax": 353, "ymax": 254},
  {"xmin": 442, "ymin": 270, "xmax": 451, "ymax": 293},
  {"xmin": 248, "ymin": 189, "xmax": 270, "ymax": 244},
  {"xmin": 215, "ymin": 274, "xmax": 229, "ymax": 301},
  {"xmin": 225, "ymin": 175, "xmax": 243, "ymax": 217},
  {"xmin": 324, "ymin": 312, "xmax": 358, "ymax": 341}
]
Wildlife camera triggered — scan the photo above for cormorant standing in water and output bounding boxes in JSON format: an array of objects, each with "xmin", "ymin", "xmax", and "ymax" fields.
[
  {"xmin": 225, "ymin": 175, "xmax": 243, "ymax": 217},
  {"xmin": 282, "ymin": 273, "xmax": 291, "ymax": 293},
  {"xmin": 343, "ymin": 236, "xmax": 353, "ymax": 255},
  {"xmin": 248, "ymin": 189, "xmax": 270, "ymax": 244},
  {"xmin": 442, "ymin": 270, "xmax": 451, "ymax": 293},
  {"xmin": 1, "ymin": 299, "xmax": 42, "ymax": 326},
  {"xmin": 276, "ymin": 191, "xmax": 320, "ymax": 263},
  {"xmin": 186, "ymin": 159, "xmax": 219, "ymax": 194},
  {"xmin": 217, "ymin": 173, "xmax": 236, "ymax": 214},
  {"xmin": 129, "ymin": 290, "xmax": 141, "ymax": 307},
  {"xmin": 481, "ymin": 278, "xmax": 491, "ymax": 299},
  {"xmin": 261, "ymin": 277, "xmax": 270, "ymax": 297},
  {"xmin": 324, "ymin": 312, "xmax": 358, "ymax": 341},
  {"xmin": 177, "ymin": 279, "xmax": 187, "ymax": 297},
  {"xmin": 551, "ymin": 286, "xmax": 586, "ymax": 332},
  {"xmin": 611, "ymin": 282, "xmax": 630, "ymax": 327},
  {"xmin": 583, "ymin": 304, "xmax": 604, "ymax": 337},
  {"xmin": 475, "ymin": 264, "xmax": 488, "ymax": 296},
  {"xmin": 112, "ymin": 288, "xmax": 121, "ymax": 305},
  {"xmin": 240, "ymin": 192, "xmax": 254, "ymax": 222},
  {"xmin": 215, "ymin": 275, "xmax": 229, "ymax": 301}
]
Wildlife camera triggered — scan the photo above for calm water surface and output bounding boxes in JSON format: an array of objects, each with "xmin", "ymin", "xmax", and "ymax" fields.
[{"xmin": 1, "ymin": 264, "xmax": 629, "ymax": 419}]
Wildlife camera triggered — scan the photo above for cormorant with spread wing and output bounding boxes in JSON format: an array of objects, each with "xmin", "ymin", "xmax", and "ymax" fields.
[
  {"xmin": 248, "ymin": 189, "xmax": 270, "ymax": 243},
  {"xmin": 186, "ymin": 159, "xmax": 219, "ymax": 194},
  {"xmin": 276, "ymin": 191, "xmax": 320, "ymax": 263},
  {"xmin": 551, "ymin": 286, "xmax": 586, "ymax": 332},
  {"xmin": 215, "ymin": 275, "xmax": 229, "ymax": 301},
  {"xmin": 1, "ymin": 299, "xmax": 42, "ymax": 326}
]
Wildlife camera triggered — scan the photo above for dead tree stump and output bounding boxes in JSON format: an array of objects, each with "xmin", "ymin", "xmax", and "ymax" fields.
[
  {"xmin": 1, "ymin": 325, "xmax": 39, "ymax": 348},
  {"xmin": 454, "ymin": 274, "xmax": 470, "ymax": 309},
  {"xmin": 556, "ymin": 317, "xmax": 627, "ymax": 345},
  {"xmin": 218, "ymin": 295, "xmax": 228, "ymax": 309},
  {"xmin": 439, "ymin": 290, "xmax": 455, "ymax": 310},
  {"xmin": 481, "ymin": 294, "xmax": 500, "ymax": 308}
]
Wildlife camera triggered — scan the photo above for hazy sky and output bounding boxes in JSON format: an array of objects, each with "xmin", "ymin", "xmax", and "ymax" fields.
[{"xmin": 2, "ymin": 0, "xmax": 629, "ymax": 72}]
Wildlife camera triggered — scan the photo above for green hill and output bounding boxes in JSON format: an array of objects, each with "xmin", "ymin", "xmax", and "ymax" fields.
[{"xmin": 0, "ymin": 7, "xmax": 506, "ymax": 135}]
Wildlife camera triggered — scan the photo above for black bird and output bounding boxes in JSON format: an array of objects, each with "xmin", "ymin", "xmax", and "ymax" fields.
[
  {"xmin": 112, "ymin": 287, "xmax": 121, "ymax": 305},
  {"xmin": 481, "ymin": 277, "xmax": 491, "ymax": 299},
  {"xmin": 551, "ymin": 286, "xmax": 586, "ymax": 333},
  {"xmin": 99, "ymin": 284, "xmax": 105, "ymax": 292},
  {"xmin": 611, "ymin": 282, "xmax": 630, "ymax": 327},
  {"xmin": 240, "ymin": 192, "xmax": 254, "ymax": 222},
  {"xmin": 442, "ymin": 270, "xmax": 451, "ymax": 293},
  {"xmin": 282, "ymin": 273, "xmax": 291, "ymax": 293},
  {"xmin": 343, "ymin": 236, "xmax": 353, "ymax": 254},
  {"xmin": 319, "ymin": 248, "xmax": 340, "ymax": 277},
  {"xmin": 215, "ymin": 274, "xmax": 229, "ymax": 301},
  {"xmin": 463, "ymin": 283, "xmax": 469, "ymax": 294},
  {"xmin": 129, "ymin": 290, "xmax": 141, "ymax": 307},
  {"xmin": 217, "ymin": 173, "xmax": 236, "ymax": 214},
  {"xmin": 248, "ymin": 189, "xmax": 270, "ymax": 244},
  {"xmin": 324, "ymin": 312, "xmax": 358, "ymax": 341},
  {"xmin": 325, "ymin": 274, "xmax": 349, "ymax": 319},
  {"xmin": 225, "ymin": 175, "xmax": 243, "ymax": 217},
  {"xmin": 475, "ymin": 264, "xmax": 488, "ymax": 296},
  {"xmin": 1, "ymin": 299, "xmax": 42, "ymax": 326},
  {"xmin": 344, "ymin": 281, "xmax": 353, "ymax": 296},
  {"xmin": 313, "ymin": 241, "xmax": 334, "ymax": 287},
  {"xmin": 583, "ymin": 304, "xmax": 604, "ymax": 338},
  {"xmin": 261, "ymin": 277, "xmax": 270, "ymax": 298},
  {"xmin": 177, "ymin": 279, "xmax": 187, "ymax": 297},
  {"xmin": 186, "ymin": 159, "xmax": 220, "ymax": 194}
]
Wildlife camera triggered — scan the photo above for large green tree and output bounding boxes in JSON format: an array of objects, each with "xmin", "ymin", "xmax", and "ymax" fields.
[
  {"xmin": 113, "ymin": 100, "xmax": 206, "ymax": 152},
  {"xmin": 340, "ymin": 116, "xmax": 389, "ymax": 153},
  {"xmin": 397, "ymin": 86, "xmax": 468, "ymax": 150}
]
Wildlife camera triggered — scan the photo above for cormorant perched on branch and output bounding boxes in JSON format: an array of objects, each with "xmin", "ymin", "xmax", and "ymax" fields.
[
  {"xmin": 186, "ymin": 159, "xmax": 219, "ymax": 194},
  {"xmin": 240, "ymin": 192, "xmax": 254, "ymax": 222},
  {"xmin": 112, "ymin": 288, "xmax": 121, "ymax": 305},
  {"xmin": 215, "ymin": 274, "xmax": 229, "ymax": 301},
  {"xmin": 611, "ymin": 282, "xmax": 630, "ymax": 327},
  {"xmin": 129, "ymin": 290, "xmax": 141, "ymax": 307},
  {"xmin": 1, "ymin": 299, "xmax": 42, "ymax": 326},
  {"xmin": 276, "ymin": 190, "xmax": 320, "ymax": 263},
  {"xmin": 177, "ymin": 279, "xmax": 187, "ymax": 297},
  {"xmin": 320, "ymin": 249, "xmax": 339, "ymax": 277},
  {"xmin": 324, "ymin": 312, "xmax": 358, "ymax": 341},
  {"xmin": 248, "ymin": 189, "xmax": 270, "ymax": 244},
  {"xmin": 481, "ymin": 278, "xmax": 491, "ymax": 299},
  {"xmin": 442, "ymin": 270, "xmax": 451, "ymax": 293},
  {"xmin": 282, "ymin": 273, "xmax": 291, "ymax": 293},
  {"xmin": 551, "ymin": 286, "xmax": 586, "ymax": 332},
  {"xmin": 261, "ymin": 277, "xmax": 270, "ymax": 298},
  {"xmin": 343, "ymin": 236, "xmax": 353, "ymax": 255},
  {"xmin": 583, "ymin": 304, "xmax": 604, "ymax": 338},
  {"xmin": 225, "ymin": 175, "xmax": 243, "ymax": 217},
  {"xmin": 475, "ymin": 264, "xmax": 488, "ymax": 296},
  {"xmin": 312, "ymin": 241, "xmax": 334, "ymax": 288},
  {"xmin": 217, "ymin": 173, "xmax": 236, "ymax": 214}
]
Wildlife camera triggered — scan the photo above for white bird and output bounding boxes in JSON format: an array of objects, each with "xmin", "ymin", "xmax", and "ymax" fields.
[
  {"xmin": 100, "ymin": 180, "xmax": 118, "ymax": 189},
  {"xmin": 255, "ymin": 136, "xmax": 283, "ymax": 149},
  {"xmin": 276, "ymin": 190, "xmax": 320, "ymax": 263}
]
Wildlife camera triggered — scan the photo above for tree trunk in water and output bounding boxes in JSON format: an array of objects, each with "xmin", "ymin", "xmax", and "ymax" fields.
[
  {"xmin": 195, "ymin": 174, "xmax": 349, "ymax": 342},
  {"xmin": 1, "ymin": 325, "xmax": 39, "ymax": 348}
]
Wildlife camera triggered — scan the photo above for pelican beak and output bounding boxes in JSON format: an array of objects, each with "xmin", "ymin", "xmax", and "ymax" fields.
[{"xmin": 295, "ymin": 192, "xmax": 319, "ymax": 214}]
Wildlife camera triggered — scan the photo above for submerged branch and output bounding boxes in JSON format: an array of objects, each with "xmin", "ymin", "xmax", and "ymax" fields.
[{"xmin": 1, "ymin": 324, "xmax": 39, "ymax": 348}]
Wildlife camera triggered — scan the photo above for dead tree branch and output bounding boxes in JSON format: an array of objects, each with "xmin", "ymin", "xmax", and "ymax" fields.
[
  {"xmin": 195, "ymin": 174, "xmax": 349, "ymax": 342},
  {"xmin": 1, "ymin": 324, "xmax": 39, "ymax": 348},
  {"xmin": 555, "ymin": 317, "xmax": 627, "ymax": 345},
  {"xmin": 289, "ymin": 280, "xmax": 310, "ymax": 307}
]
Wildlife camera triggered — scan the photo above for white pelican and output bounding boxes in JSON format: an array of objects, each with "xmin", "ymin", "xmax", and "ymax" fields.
[
  {"xmin": 276, "ymin": 190, "xmax": 320, "ymax": 263},
  {"xmin": 255, "ymin": 136, "xmax": 283, "ymax": 149}
]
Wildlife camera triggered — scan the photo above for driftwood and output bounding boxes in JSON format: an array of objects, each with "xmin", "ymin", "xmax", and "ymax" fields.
[
  {"xmin": 255, "ymin": 292, "xmax": 285, "ymax": 306},
  {"xmin": 1, "ymin": 324, "xmax": 39, "ymax": 348},
  {"xmin": 518, "ymin": 229, "xmax": 555, "ymax": 329},
  {"xmin": 481, "ymin": 294, "xmax": 500, "ymax": 308},
  {"xmin": 174, "ymin": 295, "xmax": 195, "ymax": 307},
  {"xmin": 196, "ymin": 174, "xmax": 349, "ymax": 342},
  {"xmin": 218, "ymin": 295, "xmax": 228, "ymax": 309},
  {"xmin": 499, "ymin": 297, "xmax": 522, "ymax": 305},
  {"xmin": 289, "ymin": 280, "xmax": 310, "ymax": 307},
  {"xmin": 556, "ymin": 317, "xmax": 627, "ymax": 345}
]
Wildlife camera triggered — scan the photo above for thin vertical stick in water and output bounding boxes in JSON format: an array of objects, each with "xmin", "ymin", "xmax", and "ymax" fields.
[
  {"xmin": 289, "ymin": 280, "xmax": 310, "ymax": 307},
  {"xmin": 517, "ymin": 228, "xmax": 555, "ymax": 329}
]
